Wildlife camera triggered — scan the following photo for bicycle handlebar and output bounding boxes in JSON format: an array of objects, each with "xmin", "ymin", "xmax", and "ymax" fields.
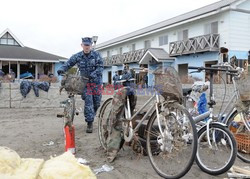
[{"xmin": 188, "ymin": 66, "xmax": 238, "ymax": 73}]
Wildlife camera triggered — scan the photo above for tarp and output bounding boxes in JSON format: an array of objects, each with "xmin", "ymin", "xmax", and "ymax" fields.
[
  {"xmin": 0, "ymin": 147, "xmax": 96, "ymax": 179},
  {"xmin": 0, "ymin": 147, "xmax": 44, "ymax": 179}
]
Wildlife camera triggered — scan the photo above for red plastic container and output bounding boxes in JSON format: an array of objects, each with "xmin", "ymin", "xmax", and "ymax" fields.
[{"xmin": 64, "ymin": 125, "xmax": 76, "ymax": 154}]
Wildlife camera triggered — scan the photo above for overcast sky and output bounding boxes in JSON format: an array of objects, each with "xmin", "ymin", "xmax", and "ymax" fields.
[{"xmin": 1, "ymin": 0, "xmax": 220, "ymax": 58}]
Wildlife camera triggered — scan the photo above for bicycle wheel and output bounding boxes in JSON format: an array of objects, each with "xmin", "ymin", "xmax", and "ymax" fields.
[
  {"xmin": 97, "ymin": 98, "xmax": 113, "ymax": 150},
  {"xmin": 196, "ymin": 123, "xmax": 237, "ymax": 175},
  {"xmin": 64, "ymin": 96, "xmax": 75, "ymax": 126},
  {"xmin": 227, "ymin": 108, "xmax": 250, "ymax": 163},
  {"xmin": 146, "ymin": 102, "xmax": 197, "ymax": 179}
]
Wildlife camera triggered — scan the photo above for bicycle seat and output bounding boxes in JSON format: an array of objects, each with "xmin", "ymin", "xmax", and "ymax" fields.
[{"xmin": 182, "ymin": 88, "xmax": 192, "ymax": 96}]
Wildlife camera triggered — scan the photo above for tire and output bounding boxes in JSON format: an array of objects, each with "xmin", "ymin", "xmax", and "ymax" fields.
[
  {"xmin": 227, "ymin": 110, "xmax": 250, "ymax": 163},
  {"xmin": 146, "ymin": 102, "xmax": 197, "ymax": 179},
  {"xmin": 97, "ymin": 98, "xmax": 113, "ymax": 150},
  {"xmin": 196, "ymin": 123, "xmax": 237, "ymax": 175}
]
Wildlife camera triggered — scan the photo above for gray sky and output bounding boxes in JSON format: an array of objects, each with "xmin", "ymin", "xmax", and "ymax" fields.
[{"xmin": 1, "ymin": 0, "xmax": 220, "ymax": 58}]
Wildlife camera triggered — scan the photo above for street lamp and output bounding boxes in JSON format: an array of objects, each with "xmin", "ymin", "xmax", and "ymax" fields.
[{"xmin": 92, "ymin": 36, "xmax": 98, "ymax": 49}]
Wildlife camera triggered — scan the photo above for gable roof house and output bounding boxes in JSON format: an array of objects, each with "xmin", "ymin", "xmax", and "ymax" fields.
[
  {"xmin": 0, "ymin": 28, "xmax": 67, "ymax": 80},
  {"xmin": 96, "ymin": 0, "xmax": 250, "ymax": 85}
]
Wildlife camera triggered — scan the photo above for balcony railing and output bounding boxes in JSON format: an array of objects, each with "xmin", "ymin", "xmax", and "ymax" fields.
[
  {"xmin": 103, "ymin": 49, "xmax": 145, "ymax": 66},
  {"xmin": 169, "ymin": 34, "xmax": 220, "ymax": 57}
]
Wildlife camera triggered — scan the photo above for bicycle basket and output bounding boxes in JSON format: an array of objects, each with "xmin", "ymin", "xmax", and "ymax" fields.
[
  {"xmin": 153, "ymin": 67, "xmax": 183, "ymax": 103},
  {"xmin": 235, "ymin": 73, "xmax": 250, "ymax": 102},
  {"xmin": 61, "ymin": 74, "xmax": 88, "ymax": 95},
  {"xmin": 234, "ymin": 132, "xmax": 250, "ymax": 154}
]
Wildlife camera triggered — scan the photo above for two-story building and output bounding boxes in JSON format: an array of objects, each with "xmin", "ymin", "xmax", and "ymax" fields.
[{"xmin": 96, "ymin": 0, "xmax": 250, "ymax": 86}]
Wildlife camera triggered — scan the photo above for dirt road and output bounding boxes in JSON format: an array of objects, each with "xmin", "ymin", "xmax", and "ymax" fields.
[{"xmin": 0, "ymin": 104, "xmax": 247, "ymax": 178}]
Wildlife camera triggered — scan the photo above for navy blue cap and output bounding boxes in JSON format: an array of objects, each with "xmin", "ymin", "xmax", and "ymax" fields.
[{"xmin": 82, "ymin": 37, "xmax": 92, "ymax": 46}]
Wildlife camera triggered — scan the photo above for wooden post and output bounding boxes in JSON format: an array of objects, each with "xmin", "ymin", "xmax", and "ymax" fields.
[
  {"xmin": 9, "ymin": 61, "xmax": 11, "ymax": 73},
  {"xmin": 17, "ymin": 61, "xmax": 20, "ymax": 80},
  {"xmin": 51, "ymin": 63, "xmax": 55, "ymax": 74},
  {"xmin": 35, "ymin": 63, "xmax": 38, "ymax": 80}
]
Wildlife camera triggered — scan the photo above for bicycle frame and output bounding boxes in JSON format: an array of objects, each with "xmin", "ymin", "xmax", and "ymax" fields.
[
  {"xmin": 189, "ymin": 66, "xmax": 241, "ymax": 147},
  {"xmin": 193, "ymin": 75, "xmax": 244, "ymax": 126},
  {"xmin": 123, "ymin": 90, "xmax": 163, "ymax": 142}
]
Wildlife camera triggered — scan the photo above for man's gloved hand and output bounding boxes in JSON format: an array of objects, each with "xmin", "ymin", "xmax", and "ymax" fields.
[{"xmin": 57, "ymin": 69, "xmax": 64, "ymax": 76}]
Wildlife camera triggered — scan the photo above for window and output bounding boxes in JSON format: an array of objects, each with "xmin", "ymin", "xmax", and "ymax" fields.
[
  {"xmin": 211, "ymin": 21, "xmax": 218, "ymax": 34},
  {"xmin": 0, "ymin": 39, "xmax": 7, "ymax": 44},
  {"xmin": 132, "ymin": 44, "xmax": 136, "ymax": 51},
  {"xmin": 183, "ymin": 30, "xmax": 189, "ymax": 40},
  {"xmin": 204, "ymin": 21, "xmax": 218, "ymax": 34},
  {"xmin": 178, "ymin": 29, "xmax": 189, "ymax": 41},
  {"xmin": 144, "ymin": 40, "xmax": 151, "ymax": 49},
  {"xmin": 0, "ymin": 32, "xmax": 20, "ymax": 46},
  {"xmin": 8, "ymin": 39, "xmax": 14, "ymax": 45},
  {"xmin": 119, "ymin": 47, "xmax": 123, "ymax": 55},
  {"xmin": 159, "ymin": 35, "xmax": 168, "ymax": 46},
  {"xmin": 107, "ymin": 50, "xmax": 110, "ymax": 57}
]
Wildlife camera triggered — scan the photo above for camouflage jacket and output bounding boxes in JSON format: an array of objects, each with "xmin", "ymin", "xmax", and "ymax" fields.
[
  {"xmin": 113, "ymin": 74, "xmax": 120, "ymax": 84},
  {"xmin": 59, "ymin": 50, "xmax": 104, "ymax": 84},
  {"xmin": 121, "ymin": 70, "xmax": 133, "ymax": 87}
]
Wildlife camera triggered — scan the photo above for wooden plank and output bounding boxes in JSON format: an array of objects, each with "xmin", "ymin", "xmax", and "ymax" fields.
[
  {"xmin": 227, "ymin": 172, "xmax": 250, "ymax": 178},
  {"xmin": 232, "ymin": 166, "xmax": 250, "ymax": 175}
]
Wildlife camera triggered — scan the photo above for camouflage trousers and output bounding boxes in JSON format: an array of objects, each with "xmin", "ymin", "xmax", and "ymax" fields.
[
  {"xmin": 107, "ymin": 87, "xmax": 137, "ymax": 154},
  {"xmin": 82, "ymin": 83, "xmax": 102, "ymax": 123}
]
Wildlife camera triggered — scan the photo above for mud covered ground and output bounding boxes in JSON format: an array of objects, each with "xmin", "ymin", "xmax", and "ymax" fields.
[{"xmin": 0, "ymin": 97, "xmax": 248, "ymax": 179}]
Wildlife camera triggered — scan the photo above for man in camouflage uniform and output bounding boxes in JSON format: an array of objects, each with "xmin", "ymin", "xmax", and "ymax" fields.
[
  {"xmin": 106, "ymin": 65, "xmax": 137, "ymax": 162},
  {"xmin": 112, "ymin": 71, "xmax": 120, "ymax": 90},
  {"xmin": 57, "ymin": 37, "xmax": 103, "ymax": 133}
]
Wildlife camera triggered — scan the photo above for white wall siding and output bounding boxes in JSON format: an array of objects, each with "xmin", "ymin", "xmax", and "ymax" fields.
[
  {"xmin": 99, "ymin": 11, "xmax": 232, "ymax": 56},
  {"xmin": 228, "ymin": 10, "xmax": 250, "ymax": 51},
  {"xmin": 98, "ymin": 1, "xmax": 250, "ymax": 58},
  {"xmin": 218, "ymin": 12, "xmax": 230, "ymax": 48}
]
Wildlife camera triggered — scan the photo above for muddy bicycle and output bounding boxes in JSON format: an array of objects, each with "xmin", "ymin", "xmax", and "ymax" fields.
[
  {"xmin": 57, "ymin": 73, "xmax": 88, "ymax": 127},
  {"xmin": 97, "ymin": 67, "xmax": 198, "ymax": 179}
]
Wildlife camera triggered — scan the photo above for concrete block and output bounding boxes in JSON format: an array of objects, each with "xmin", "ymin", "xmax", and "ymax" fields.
[
  {"xmin": 47, "ymin": 89, "xmax": 61, "ymax": 99},
  {"xmin": 0, "ymin": 88, "xmax": 10, "ymax": 98},
  {"xmin": 10, "ymin": 83, "xmax": 20, "ymax": 89},
  {"xmin": 50, "ymin": 83, "xmax": 61, "ymax": 88},
  {"xmin": 0, "ymin": 100, "xmax": 10, "ymax": 108},
  {"xmin": 0, "ymin": 83, "xmax": 10, "ymax": 89},
  {"xmin": 20, "ymin": 102, "xmax": 33, "ymax": 108},
  {"xmin": 47, "ymin": 100, "xmax": 61, "ymax": 108},
  {"xmin": 35, "ymin": 98, "xmax": 51, "ymax": 108},
  {"xmin": 38, "ymin": 90, "xmax": 49, "ymax": 99},
  {"xmin": 11, "ymin": 100, "xmax": 21, "ymax": 108},
  {"xmin": 21, "ymin": 94, "xmax": 36, "ymax": 103},
  {"xmin": 10, "ymin": 89, "xmax": 23, "ymax": 101}
]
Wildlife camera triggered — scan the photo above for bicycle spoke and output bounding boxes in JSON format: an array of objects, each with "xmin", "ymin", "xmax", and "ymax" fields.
[
  {"xmin": 147, "ymin": 102, "xmax": 197, "ymax": 178},
  {"xmin": 196, "ymin": 124, "xmax": 237, "ymax": 175},
  {"xmin": 145, "ymin": 129, "xmax": 159, "ymax": 138}
]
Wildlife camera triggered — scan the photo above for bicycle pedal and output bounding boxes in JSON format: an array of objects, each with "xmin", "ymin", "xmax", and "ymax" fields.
[{"xmin": 57, "ymin": 113, "xmax": 64, "ymax": 118}]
